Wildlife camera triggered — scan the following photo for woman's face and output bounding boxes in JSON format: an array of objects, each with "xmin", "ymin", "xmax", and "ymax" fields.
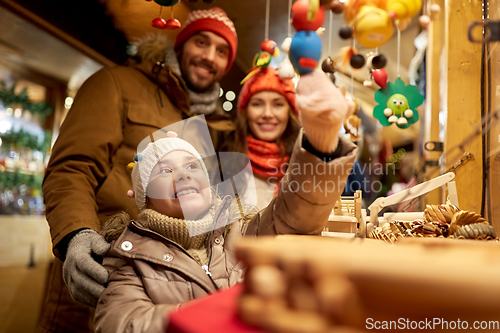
[
  {"xmin": 146, "ymin": 150, "xmax": 211, "ymax": 220},
  {"xmin": 247, "ymin": 91, "xmax": 290, "ymax": 142}
]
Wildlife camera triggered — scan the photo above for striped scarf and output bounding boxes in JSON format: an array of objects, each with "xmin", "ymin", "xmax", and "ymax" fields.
[{"xmin": 246, "ymin": 135, "xmax": 289, "ymax": 181}]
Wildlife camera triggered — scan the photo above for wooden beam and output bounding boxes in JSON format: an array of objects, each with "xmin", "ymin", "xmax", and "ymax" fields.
[
  {"xmin": 423, "ymin": 0, "xmax": 445, "ymax": 206},
  {"xmin": 0, "ymin": 0, "xmax": 115, "ymax": 67},
  {"xmin": 444, "ymin": 0, "xmax": 483, "ymax": 212},
  {"xmin": 486, "ymin": 0, "xmax": 500, "ymax": 230}
]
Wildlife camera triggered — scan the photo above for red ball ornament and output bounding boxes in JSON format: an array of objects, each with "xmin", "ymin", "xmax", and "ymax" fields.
[
  {"xmin": 166, "ymin": 18, "xmax": 181, "ymax": 30},
  {"xmin": 372, "ymin": 69, "xmax": 388, "ymax": 88},
  {"xmin": 152, "ymin": 17, "xmax": 167, "ymax": 29},
  {"xmin": 291, "ymin": 0, "xmax": 326, "ymax": 31}
]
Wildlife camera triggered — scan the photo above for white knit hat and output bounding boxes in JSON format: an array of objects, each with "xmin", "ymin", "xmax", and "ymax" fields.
[{"xmin": 131, "ymin": 132, "xmax": 210, "ymax": 210}]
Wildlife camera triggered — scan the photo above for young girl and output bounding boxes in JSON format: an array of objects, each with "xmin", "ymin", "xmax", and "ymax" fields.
[
  {"xmin": 229, "ymin": 67, "xmax": 301, "ymax": 210},
  {"xmin": 94, "ymin": 71, "xmax": 358, "ymax": 333}
]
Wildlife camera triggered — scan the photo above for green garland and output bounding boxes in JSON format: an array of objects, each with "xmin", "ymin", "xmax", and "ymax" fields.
[
  {"xmin": 0, "ymin": 129, "xmax": 52, "ymax": 155},
  {"xmin": 0, "ymin": 81, "xmax": 53, "ymax": 121},
  {"xmin": 0, "ymin": 169, "xmax": 43, "ymax": 192}
]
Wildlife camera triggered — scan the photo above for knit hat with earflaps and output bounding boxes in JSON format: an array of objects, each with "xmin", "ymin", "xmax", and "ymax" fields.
[{"xmin": 131, "ymin": 131, "xmax": 210, "ymax": 210}]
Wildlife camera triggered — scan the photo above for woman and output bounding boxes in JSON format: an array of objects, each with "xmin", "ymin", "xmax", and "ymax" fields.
[{"xmin": 229, "ymin": 67, "xmax": 301, "ymax": 210}]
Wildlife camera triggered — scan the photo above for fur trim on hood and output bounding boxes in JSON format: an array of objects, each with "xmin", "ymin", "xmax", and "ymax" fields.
[
  {"xmin": 101, "ymin": 197, "xmax": 256, "ymax": 242},
  {"xmin": 127, "ymin": 33, "xmax": 173, "ymax": 64}
]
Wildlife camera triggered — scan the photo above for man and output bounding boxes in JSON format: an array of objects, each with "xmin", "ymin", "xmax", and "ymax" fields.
[{"xmin": 37, "ymin": 7, "xmax": 237, "ymax": 333}]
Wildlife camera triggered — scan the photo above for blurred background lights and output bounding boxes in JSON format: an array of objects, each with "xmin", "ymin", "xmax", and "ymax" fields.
[
  {"xmin": 225, "ymin": 91, "xmax": 236, "ymax": 101},
  {"xmin": 0, "ymin": 121, "xmax": 12, "ymax": 133},
  {"xmin": 219, "ymin": 87, "xmax": 224, "ymax": 98},
  {"xmin": 222, "ymin": 101, "xmax": 233, "ymax": 112},
  {"xmin": 14, "ymin": 108, "xmax": 22, "ymax": 118},
  {"xmin": 64, "ymin": 96, "xmax": 74, "ymax": 109}
]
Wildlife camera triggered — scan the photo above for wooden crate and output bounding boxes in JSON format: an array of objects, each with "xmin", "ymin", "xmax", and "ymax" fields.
[{"xmin": 236, "ymin": 235, "xmax": 500, "ymax": 332}]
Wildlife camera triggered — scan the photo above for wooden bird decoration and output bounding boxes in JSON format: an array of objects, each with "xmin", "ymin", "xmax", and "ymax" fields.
[{"xmin": 240, "ymin": 40, "xmax": 280, "ymax": 84}]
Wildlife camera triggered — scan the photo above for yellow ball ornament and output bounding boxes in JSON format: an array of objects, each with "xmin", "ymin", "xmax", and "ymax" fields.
[{"xmin": 354, "ymin": 7, "xmax": 394, "ymax": 48}]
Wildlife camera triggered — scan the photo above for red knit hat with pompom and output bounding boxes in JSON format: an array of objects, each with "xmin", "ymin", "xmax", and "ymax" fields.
[
  {"xmin": 237, "ymin": 68, "xmax": 298, "ymax": 116},
  {"xmin": 174, "ymin": 7, "xmax": 238, "ymax": 72}
]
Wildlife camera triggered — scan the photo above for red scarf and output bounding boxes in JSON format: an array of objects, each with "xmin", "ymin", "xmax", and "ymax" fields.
[{"xmin": 246, "ymin": 135, "xmax": 289, "ymax": 182}]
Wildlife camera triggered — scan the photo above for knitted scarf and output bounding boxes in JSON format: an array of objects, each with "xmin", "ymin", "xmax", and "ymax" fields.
[
  {"xmin": 246, "ymin": 135, "xmax": 289, "ymax": 181},
  {"xmin": 165, "ymin": 48, "xmax": 220, "ymax": 115},
  {"xmin": 137, "ymin": 206, "xmax": 216, "ymax": 265}
]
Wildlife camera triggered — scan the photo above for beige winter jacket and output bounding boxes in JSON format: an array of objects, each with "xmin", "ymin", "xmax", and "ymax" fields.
[{"xmin": 94, "ymin": 133, "xmax": 358, "ymax": 333}]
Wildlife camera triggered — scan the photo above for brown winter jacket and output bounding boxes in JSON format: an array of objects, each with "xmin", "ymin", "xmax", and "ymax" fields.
[{"xmin": 93, "ymin": 133, "xmax": 358, "ymax": 333}]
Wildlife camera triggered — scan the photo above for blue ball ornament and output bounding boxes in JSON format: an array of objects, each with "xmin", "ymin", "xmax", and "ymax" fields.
[
  {"xmin": 289, "ymin": 30, "xmax": 323, "ymax": 75},
  {"xmin": 134, "ymin": 153, "xmax": 143, "ymax": 162}
]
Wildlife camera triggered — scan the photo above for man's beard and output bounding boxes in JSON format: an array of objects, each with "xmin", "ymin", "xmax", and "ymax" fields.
[{"xmin": 182, "ymin": 60, "xmax": 219, "ymax": 93}]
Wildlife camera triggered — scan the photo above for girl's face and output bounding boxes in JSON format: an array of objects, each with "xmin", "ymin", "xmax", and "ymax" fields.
[
  {"xmin": 146, "ymin": 150, "xmax": 211, "ymax": 220},
  {"xmin": 247, "ymin": 91, "xmax": 290, "ymax": 142}
]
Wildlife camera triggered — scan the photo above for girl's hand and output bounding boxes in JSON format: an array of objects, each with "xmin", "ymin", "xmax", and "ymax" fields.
[{"xmin": 296, "ymin": 70, "xmax": 355, "ymax": 153}]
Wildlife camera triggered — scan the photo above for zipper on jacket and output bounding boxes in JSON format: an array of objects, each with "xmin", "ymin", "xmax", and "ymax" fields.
[
  {"xmin": 204, "ymin": 196, "xmax": 231, "ymax": 291},
  {"xmin": 201, "ymin": 264, "xmax": 219, "ymax": 290}
]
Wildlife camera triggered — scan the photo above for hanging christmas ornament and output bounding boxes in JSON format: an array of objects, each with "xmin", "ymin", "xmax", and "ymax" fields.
[
  {"xmin": 387, "ymin": 0, "xmax": 422, "ymax": 21},
  {"xmin": 339, "ymin": 26, "xmax": 353, "ymax": 39},
  {"xmin": 429, "ymin": 3, "xmax": 441, "ymax": 19},
  {"xmin": 241, "ymin": 0, "xmax": 282, "ymax": 83},
  {"xmin": 320, "ymin": 0, "xmax": 345, "ymax": 14},
  {"xmin": 350, "ymin": 54, "xmax": 365, "ymax": 69},
  {"xmin": 289, "ymin": 0, "xmax": 326, "ymax": 75},
  {"xmin": 371, "ymin": 54, "xmax": 387, "ymax": 69},
  {"xmin": 240, "ymin": 40, "xmax": 281, "ymax": 84},
  {"xmin": 419, "ymin": 15, "xmax": 431, "ymax": 28},
  {"xmin": 373, "ymin": 78, "xmax": 423, "ymax": 129},
  {"xmin": 353, "ymin": 6, "xmax": 394, "ymax": 48},
  {"xmin": 343, "ymin": 1, "xmax": 394, "ymax": 49},
  {"xmin": 151, "ymin": 0, "xmax": 181, "ymax": 30},
  {"xmin": 152, "ymin": 17, "xmax": 167, "ymax": 29},
  {"xmin": 290, "ymin": 30, "xmax": 323, "ymax": 75},
  {"xmin": 343, "ymin": 98, "xmax": 361, "ymax": 140},
  {"xmin": 371, "ymin": 68, "xmax": 388, "ymax": 88},
  {"xmin": 291, "ymin": 0, "xmax": 325, "ymax": 31},
  {"xmin": 278, "ymin": 37, "xmax": 296, "ymax": 79},
  {"xmin": 321, "ymin": 56, "xmax": 337, "ymax": 84},
  {"xmin": 166, "ymin": 18, "xmax": 181, "ymax": 29}
]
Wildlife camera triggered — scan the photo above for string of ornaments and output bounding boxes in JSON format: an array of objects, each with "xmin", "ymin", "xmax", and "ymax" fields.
[{"xmin": 147, "ymin": 0, "xmax": 216, "ymax": 30}]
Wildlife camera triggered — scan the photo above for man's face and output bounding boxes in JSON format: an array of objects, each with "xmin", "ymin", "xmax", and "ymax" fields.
[{"xmin": 179, "ymin": 31, "xmax": 230, "ymax": 92}]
